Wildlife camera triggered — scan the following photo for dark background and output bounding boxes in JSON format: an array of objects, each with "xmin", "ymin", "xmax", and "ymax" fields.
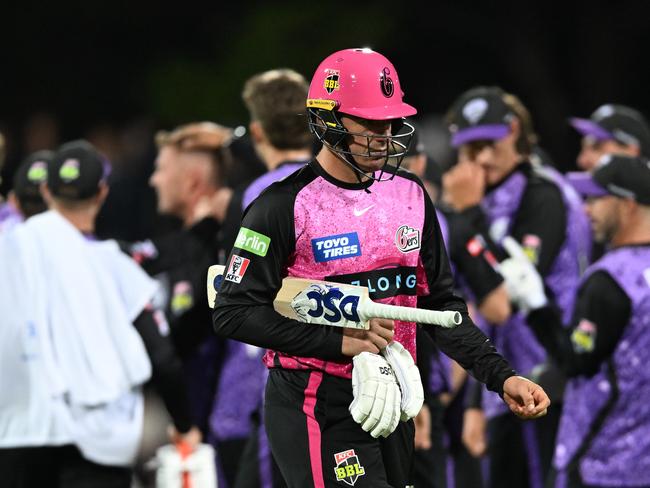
[{"xmin": 2, "ymin": 0, "xmax": 649, "ymax": 206}]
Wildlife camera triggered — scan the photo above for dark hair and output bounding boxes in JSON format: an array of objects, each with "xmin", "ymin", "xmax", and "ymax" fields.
[
  {"xmin": 242, "ymin": 69, "xmax": 312, "ymax": 150},
  {"xmin": 502, "ymin": 92, "xmax": 538, "ymax": 156}
]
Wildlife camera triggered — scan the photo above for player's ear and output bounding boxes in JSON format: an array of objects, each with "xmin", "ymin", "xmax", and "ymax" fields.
[
  {"xmin": 249, "ymin": 120, "xmax": 267, "ymax": 145},
  {"xmin": 96, "ymin": 181, "xmax": 110, "ymax": 206}
]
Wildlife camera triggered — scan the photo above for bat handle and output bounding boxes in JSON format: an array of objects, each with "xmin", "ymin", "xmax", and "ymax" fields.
[{"xmin": 360, "ymin": 302, "xmax": 462, "ymax": 328}]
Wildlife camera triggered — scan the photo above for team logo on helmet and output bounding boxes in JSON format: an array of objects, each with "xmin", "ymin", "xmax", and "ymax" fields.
[
  {"xmin": 324, "ymin": 69, "xmax": 340, "ymax": 94},
  {"xmin": 380, "ymin": 67, "xmax": 394, "ymax": 98}
]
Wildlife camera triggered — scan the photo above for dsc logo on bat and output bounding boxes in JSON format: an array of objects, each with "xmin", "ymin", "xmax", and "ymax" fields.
[{"xmin": 291, "ymin": 284, "xmax": 363, "ymax": 325}]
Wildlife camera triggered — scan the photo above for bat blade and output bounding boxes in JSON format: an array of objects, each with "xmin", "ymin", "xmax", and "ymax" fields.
[
  {"xmin": 207, "ymin": 265, "xmax": 460, "ymax": 329},
  {"xmin": 274, "ymin": 278, "xmax": 370, "ymax": 329},
  {"xmin": 207, "ymin": 265, "xmax": 226, "ymax": 309}
]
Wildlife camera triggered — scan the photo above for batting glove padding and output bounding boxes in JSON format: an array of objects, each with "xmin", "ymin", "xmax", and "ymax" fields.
[
  {"xmin": 498, "ymin": 237, "xmax": 548, "ymax": 313},
  {"xmin": 382, "ymin": 341, "xmax": 424, "ymax": 421},
  {"xmin": 349, "ymin": 352, "xmax": 402, "ymax": 438}
]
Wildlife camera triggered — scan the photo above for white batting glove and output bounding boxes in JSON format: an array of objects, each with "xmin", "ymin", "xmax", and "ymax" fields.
[
  {"xmin": 381, "ymin": 341, "xmax": 424, "ymax": 421},
  {"xmin": 349, "ymin": 352, "xmax": 402, "ymax": 438},
  {"xmin": 499, "ymin": 237, "xmax": 548, "ymax": 313}
]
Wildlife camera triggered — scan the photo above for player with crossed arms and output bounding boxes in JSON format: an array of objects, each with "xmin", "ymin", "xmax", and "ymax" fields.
[{"xmin": 212, "ymin": 48, "xmax": 549, "ymax": 488}]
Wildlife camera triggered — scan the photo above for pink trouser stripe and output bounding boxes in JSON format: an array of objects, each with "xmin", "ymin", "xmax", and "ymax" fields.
[{"xmin": 303, "ymin": 371, "xmax": 325, "ymax": 488}]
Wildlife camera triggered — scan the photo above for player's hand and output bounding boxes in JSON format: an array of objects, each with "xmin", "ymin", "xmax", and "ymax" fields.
[
  {"xmin": 414, "ymin": 403, "xmax": 432, "ymax": 450},
  {"xmin": 342, "ymin": 318, "xmax": 394, "ymax": 356},
  {"xmin": 498, "ymin": 237, "xmax": 548, "ymax": 313},
  {"xmin": 168, "ymin": 425, "xmax": 202, "ymax": 450},
  {"xmin": 502, "ymin": 375, "xmax": 550, "ymax": 419},
  {"xmin": 381, "ymin": 341, "xmax": 424, "ymax": 420},
  {"xmin": 442, "ymin": 161, "xmax": 485, "ymax": 211},
  {"xmin": 462, "ymin": 408, "xmax": 487, "ymax": 457},
  {"xmin": 349, "ymin": 352, "xmax": 402, "ymax": 438}
]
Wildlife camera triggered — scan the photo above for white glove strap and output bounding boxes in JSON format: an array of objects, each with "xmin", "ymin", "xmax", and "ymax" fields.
[{"xmin": 382, "ymin": 341, "xmax": 424, "ymax": 421}]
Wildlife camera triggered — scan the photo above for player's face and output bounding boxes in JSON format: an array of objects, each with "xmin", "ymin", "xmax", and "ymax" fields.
[
  {"xmin": 342, "ymin": 115, "xmax": 392, "ymax": 172},
  {"xmin": 150, "ymin": 146, "xmax": 187, "ymax": 216},
  {"xmin": 585, "ymin": 195, "xmax": 620, "ymax": 243},
  {"xmin": 458, "ymin": 130, "xmax": 520, "ymax": 186},
  {"xmin": 577, "ymin": 137, "xmax": 634, "ymax": 170}
]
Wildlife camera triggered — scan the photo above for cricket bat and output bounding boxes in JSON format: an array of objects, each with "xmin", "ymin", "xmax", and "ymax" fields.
[{"xmin": 207, "ymin": 265, "xmax": 461, "ymax": 330}]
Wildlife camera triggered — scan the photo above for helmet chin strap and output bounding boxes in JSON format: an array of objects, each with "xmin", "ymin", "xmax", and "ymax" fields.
[{"xmin": 332, "ymin": 147, "xmax": 392, "ymax": 190}]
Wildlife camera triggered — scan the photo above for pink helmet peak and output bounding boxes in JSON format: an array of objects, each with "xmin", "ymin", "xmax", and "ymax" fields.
[{"xmin": 307, "ymin": 48, "xmax": 416, "ymax": 120}]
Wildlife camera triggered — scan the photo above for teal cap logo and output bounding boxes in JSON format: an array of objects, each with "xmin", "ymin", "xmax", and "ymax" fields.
[{"xmin": 234, "ymin": 227, "xmax": 271, "ymax": 257}]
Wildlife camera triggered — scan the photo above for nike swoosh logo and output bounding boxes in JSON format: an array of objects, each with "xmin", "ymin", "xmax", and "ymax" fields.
[{"xmin": 353, "ymin": 205, "xmax": 375, "ymax": 217}]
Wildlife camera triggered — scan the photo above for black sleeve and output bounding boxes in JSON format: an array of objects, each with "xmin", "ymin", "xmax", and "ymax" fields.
[
  {"xmin": 212, "ymin": 187, "xmax": 344, "ymax": 360},
  {"xmin": 510, "ymin": 178, "xmax": 566, "ymax": 276},
  {"xmin": 444, "ymin": 206, "xmax": 504, "ymax": 303},
  {"xmin": 419, "ymin": 191, "xmax": 515, "ymax": 394},
  {"xmin": 416, "ymin": 327, "xmax": 436, "ymax": 404},
  {"xmin": 526, "ymin": 271, "xmax": 631, "ymax": 377},
  {"xmin": 133, "ymin": 309, "xmax": 193, "ymax": 434}
]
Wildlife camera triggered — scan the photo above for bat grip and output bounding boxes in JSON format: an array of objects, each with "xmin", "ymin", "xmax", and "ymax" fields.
[{"xmin": 360, "ymin": 302, "xmax": 462, "ymax": 328}]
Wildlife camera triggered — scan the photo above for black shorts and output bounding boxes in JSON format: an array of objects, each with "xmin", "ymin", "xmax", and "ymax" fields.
[{"xmin": 264, "ymin": 368, "xmax": 415, "ymax": 488}]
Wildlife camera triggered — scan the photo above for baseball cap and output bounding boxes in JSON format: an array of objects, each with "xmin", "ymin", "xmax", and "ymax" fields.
[
  {"xmin": 12, "ymin": 150, "xmax": 53, "ymax": 212},
  {"xmin": 570, "ymin": 104, "xmax": 650, "ymax": 156},
  {"xmin": 48, "ymin": 140, "xmax": 111, "ymax": 200},
  {"xmin": 567, "ymin": 154, "xmax": 650, "ymax": 205},
  {"xmin": 447, "ymin": 86, "xmax": 515, "ymax": 147}
]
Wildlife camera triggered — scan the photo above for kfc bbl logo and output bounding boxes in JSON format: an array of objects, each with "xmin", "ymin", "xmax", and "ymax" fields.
[
  {"xmin": 334, "ymin": 449, "xmax": 365, "ymax": 486},
  {"xmin": 324, "ymin": 69, "xmax": 340, "ymax": 94},
  {"xmin": 380, "ymin": 67, "xmax": 394, "ymax": 98}
]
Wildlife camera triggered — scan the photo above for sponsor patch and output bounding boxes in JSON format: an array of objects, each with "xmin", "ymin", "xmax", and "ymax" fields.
[
  {"xmin": 334, "ymin": 449, "xmax": 365, "ymax": 486},
  {"xmin": 395, "ymin": 225, "xmax": 420, "ymax": 253},
  {"xmin": 234, "ymin": 227, "xmax": 271, "ymax": 257},
  {"xmin": 466, "ymin": 235, "xmax": 485, "ymax": 257},
  {"xmin": 327, "ymin": 266, "xmax": 418, "ymax": 300},
  {"xmin": 312, "ymin": 232, "xmax": 361, "ymax": 263},
  {"xmin": 225, "ymin": 254, "xmax": 250, "ymax": 283},
  {"xmin": 571, "ymin": 318, "xmax": 597, "ymax": 353},
  {"xmin": 171, "ymin": 281, "xmax": 193, "ymax": 315},
  {"xmin": 522, "ymin": 234, "xmax": 542, "ymax": 265},
  {"xmin": 129, "ymin": 239, "xmax": 158, "ymax": 263}
]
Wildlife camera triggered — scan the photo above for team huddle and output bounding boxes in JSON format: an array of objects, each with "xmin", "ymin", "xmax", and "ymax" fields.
[{"xmin": 1, "ymin": 47, "xmax": 650, "ymax": 488}]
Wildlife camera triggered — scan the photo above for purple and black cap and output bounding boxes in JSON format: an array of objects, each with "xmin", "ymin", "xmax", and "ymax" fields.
[
  {"xmin": 447, "ymin": 86, "xmax": 515, "ymax": 147},
  {"xmin": 48, "ymin": 140, "xmax": 112, "ymax": 200},
  {"xmin": 567, "ymin": 154, "xmax": 650, "ymax": 205},
  {"xmin": 570, "ymin": 104, "xmax": 650, "ymax": 157}
]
